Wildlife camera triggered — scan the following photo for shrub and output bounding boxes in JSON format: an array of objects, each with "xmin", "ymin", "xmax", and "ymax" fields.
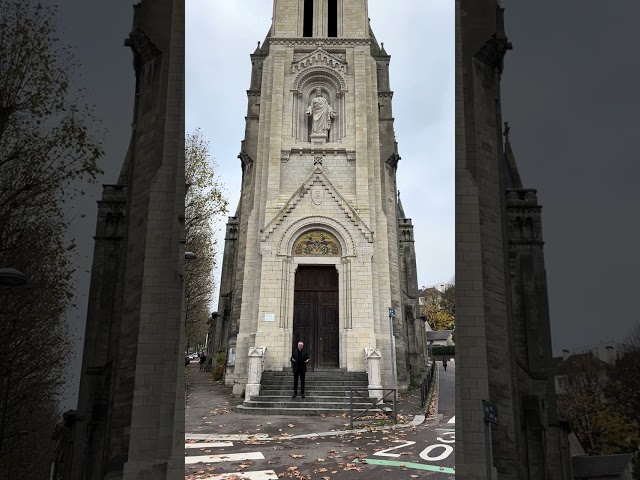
[
  {"xmin": 212, "ymin": 352, "xmax": 226, "ymax": 381},
  {"xmin": 432, "ymin": 345, "xmax": 455, "ymax": 356}
]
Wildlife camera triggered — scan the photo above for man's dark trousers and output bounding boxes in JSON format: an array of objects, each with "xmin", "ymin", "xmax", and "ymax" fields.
[{"xmin": 293, "ymin": 369, "xmax": 305, "ymax": 396}]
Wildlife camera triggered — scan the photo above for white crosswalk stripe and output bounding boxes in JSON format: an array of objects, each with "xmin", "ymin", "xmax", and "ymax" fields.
[
  {"xmin": 185, "ymin": 442, "xmax": 234, "ymax": 449},
  {"xmin": 185, "ymin": 452, "xmax": 265, "ymax": 465},
  {"xmin": 448, "ymin": 416, "xmax": 455, "ymax": 424},
  {"xmin": 185, "ymin": 440, "xmax": 277, "ymax": 479},
  {"xmin": 198, "ymin": 471, "xmax": 279, "ymax": 480}
]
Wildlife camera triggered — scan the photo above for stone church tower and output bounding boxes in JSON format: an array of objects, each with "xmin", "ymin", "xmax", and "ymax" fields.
[
  {"xmin": 55, "ymin": 1, "xmax": 185, "ymax": 478},
  {"xmin": 212, "ymin": 0, "xmax": 426, "ymax": 398},
  {"xmin": 456, "ymin": 1, "xmax": 572, "ymax": 478}
]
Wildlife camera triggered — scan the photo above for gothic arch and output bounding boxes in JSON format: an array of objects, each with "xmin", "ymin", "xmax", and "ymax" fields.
[
  {"xmin": 292, "ymin": 66, "xmax": 347, "ymax": 94},
  {"xmin": 278, "ymin": 216, "xmax": 356, "ymax": 257}
]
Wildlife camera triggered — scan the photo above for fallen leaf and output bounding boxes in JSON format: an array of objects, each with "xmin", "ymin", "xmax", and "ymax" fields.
[{"xmin": 290, "ymin": 454, "xmax": 305, "ymax": 459}]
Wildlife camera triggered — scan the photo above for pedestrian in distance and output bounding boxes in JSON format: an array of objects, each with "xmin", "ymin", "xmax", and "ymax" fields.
[
  {"xmin": 291, "ymin": 341, "xmax": 309, "ymax": 399},
  {"xmin": 443, "ymin": 356, "xmax": 448, "ymax": 371},
  {"xmin": 199, "ymin": 351, "xmax": 207, "ymax": 372}
]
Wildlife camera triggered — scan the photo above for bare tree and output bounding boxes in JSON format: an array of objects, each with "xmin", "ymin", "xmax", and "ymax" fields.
[
  {"xmin": 0, "ymin": 1, "xmax": 102, "ymax": 476},
  {"xmin": 185, "ymin": 129, "xmax": 228, "ymax": 351}
]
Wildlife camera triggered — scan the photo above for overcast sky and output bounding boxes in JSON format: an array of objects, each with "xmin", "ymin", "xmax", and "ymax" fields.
[
  {"xmin": 501, "ymin": 0, "xmax": 640, "ymax": 355},
  {"xmin": 186, "ymin": 0, "xmax": 455, "ymax": 297}
]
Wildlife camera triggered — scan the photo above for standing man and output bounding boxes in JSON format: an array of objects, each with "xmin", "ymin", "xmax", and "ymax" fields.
[{"xmin": 291, "ymin": 341, "xmax": 309, "ymax": 399}]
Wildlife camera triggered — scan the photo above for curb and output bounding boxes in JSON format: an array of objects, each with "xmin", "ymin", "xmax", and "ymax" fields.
[{"xmin": 186, "ymin": 411, "xmax": 430, "ymax": 442}]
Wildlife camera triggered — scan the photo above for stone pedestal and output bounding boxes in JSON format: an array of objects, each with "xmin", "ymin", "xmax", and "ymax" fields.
[
  {"xmin": 365, "ymin": 348, "xmax": 383, "ymax": 400},
  {"xmin": 245, "ymin": 347, "xmax": 266, "ymax": 400},
  {"xmin": 310, "ymin": 132, "xmax": 328, "ymax": 145}
]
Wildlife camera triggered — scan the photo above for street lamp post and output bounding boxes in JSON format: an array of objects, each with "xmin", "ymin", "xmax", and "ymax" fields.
[{"xmin": 388, "ymin": 308, "xmax": 397, "ymax": 392}]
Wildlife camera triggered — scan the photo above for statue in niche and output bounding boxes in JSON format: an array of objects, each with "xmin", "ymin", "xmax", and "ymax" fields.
[{"xmin": 306, "ymin": 88, "xmax": 336, "ymax": 139}]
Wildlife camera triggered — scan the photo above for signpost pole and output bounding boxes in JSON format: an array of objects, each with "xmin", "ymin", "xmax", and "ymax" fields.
[
  {"xmin": 484, "ymin": 420, "xmax": 492, "ymax": 480},
  {"xmin": 482, "ymin": 400, "xmax": 498, "ymax": 480},
  {"xmin": 388, "ymin": 308, "xmax": 397, "ymax": 392}
]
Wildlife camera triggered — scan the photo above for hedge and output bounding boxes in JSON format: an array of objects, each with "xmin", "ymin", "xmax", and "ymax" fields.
[{"xmin": 432, "ymin": 345, "xmax": 455, "ymax": 356}]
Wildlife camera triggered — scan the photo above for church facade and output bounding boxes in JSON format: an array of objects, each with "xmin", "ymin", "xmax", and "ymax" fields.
[{"xmin": 210, "ymin": 0, "xmax": 427, "ymax": 398}]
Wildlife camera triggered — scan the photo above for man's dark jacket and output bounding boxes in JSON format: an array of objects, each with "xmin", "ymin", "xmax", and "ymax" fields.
[{"xmin": 291, "ymin": 349, "xmax": 309, "ymax": 373}]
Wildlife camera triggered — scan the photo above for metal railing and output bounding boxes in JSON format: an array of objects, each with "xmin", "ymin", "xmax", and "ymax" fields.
[
  {"xmin": 347, "ymin": 388, "xmax": 397, "ymax": 429},
  {"xmin": 420, "ymin": 361, "xmax": 437, "ymax": 408}
]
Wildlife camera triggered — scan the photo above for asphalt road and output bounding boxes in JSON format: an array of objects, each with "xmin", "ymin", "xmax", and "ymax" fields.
[{"xmin": 185, "ymin": 415, "xmax": 455, "ymax": 479}]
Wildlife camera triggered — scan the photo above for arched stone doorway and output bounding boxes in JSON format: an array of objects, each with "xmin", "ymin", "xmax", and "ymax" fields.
[{"xmin": 291, "ymin": 229, "xmax": 341, "ymax": 370}]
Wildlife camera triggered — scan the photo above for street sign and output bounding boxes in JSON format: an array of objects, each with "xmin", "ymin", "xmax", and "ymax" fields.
[
  {"xmin": 389, "ymin": 308, "xmax": 395, "ymax": 317},
  {"xmin": 482, "ymin": 400, "xmax": 498, "ymax": 424}
]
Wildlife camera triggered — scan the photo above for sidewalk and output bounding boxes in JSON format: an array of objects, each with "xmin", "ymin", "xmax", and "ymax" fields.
[{"xmin": 185, "ymin": 362, "xmax": 428, "ymax": 437}]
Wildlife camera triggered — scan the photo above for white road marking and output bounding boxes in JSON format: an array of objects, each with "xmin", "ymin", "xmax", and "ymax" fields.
[
  {"xmin": 185, "ymin": 442, "xmax": 233, "ymax": 449},
  {"xmin": 373, "ymin": 441, "xmax": 416, "ymax": 458},
  {"xmin": 185, "ymin": 452, "xmax": 265, "ymax": 465},
  {"xmin": 186, "ymin": 433, "xmax": 270, "ymax": 441},
  {"xmin": 447, "ymin": 416, "xmax": 455, "ymax": 424},
  {"xmin": 198, "ymin": 471, "xmax": 278, "ymax": 480}
]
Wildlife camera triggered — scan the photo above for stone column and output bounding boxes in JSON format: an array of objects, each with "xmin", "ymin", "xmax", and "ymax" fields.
[
  {"xmin": 245, "ymin": 347, "xmax": 266, "ymax": 400},
  {"xmin": 365, "ymin": 348, "xmax": 383, "ymax": 401}
]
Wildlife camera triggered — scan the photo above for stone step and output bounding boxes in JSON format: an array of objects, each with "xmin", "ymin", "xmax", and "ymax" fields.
[
  {"xmin": 262, "ymin": 370, "xmax": 364, "ymax": 376},
  {"xmin": 250, "ymin": 395, "xmax": 384, "ymax": 403},
  {"xmin": 258, "ymin": 389, "xmax": 375, "ymax": 396},
  {"xmin": 236, "ymin": 405, "xmax": 393, "ymax": 416},
  {"xmin": 260, "ymin": 379, "xmax": 369, "ymax": 385},
  {"xmin": 244, "ymin": 399, "xmax": 379, "ymax": 409}
]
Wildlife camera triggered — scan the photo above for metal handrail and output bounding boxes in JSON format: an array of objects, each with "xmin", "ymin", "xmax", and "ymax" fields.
[{"xmin": 347, "ymin": 388, "xmax": 397, "ymax": 429}]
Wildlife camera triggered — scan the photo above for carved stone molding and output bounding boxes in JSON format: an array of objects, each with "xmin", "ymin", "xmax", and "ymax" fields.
[
  {"xmin": 238, "ymin": 151, "xmax": 254, "ymax": 171},
  {"xmin": 246, "ymin": 90, "xmax": 261, "ymax": 97},
  {"xmin": 378, "ymin": 91, "xmax": 394, "ymax": 98},
  {"xmin": 124, "ymin": 29, "xmax": 162, "ymax": 64},
  {"xmin": 270, "ymin": 37, "xmax": 370, "ymax": 47},
  {"xmin": 281, "ymin": 150, "xmax": 290, "ymax": 163},
  {"xmin": 385, "ymin": 152, "xmax": 401, "ymax": 171},
  {"xmin": 291, "ymin": 48, "xmax": 348, "ymax": 75},
  {"xmin": 346, "ymin": 151, "xmax": 356, "ymax": 163}
]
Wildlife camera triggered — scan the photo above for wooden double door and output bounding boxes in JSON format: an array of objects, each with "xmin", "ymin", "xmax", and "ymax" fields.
[{"xmin": 292, "ymin": 266, "xmax": 339, "ymax": 370}]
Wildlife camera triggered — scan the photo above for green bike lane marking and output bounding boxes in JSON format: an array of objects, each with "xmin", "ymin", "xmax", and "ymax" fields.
[{"xmin": 353, "ymin": 458, "xmax": 455, "ymax": 474}]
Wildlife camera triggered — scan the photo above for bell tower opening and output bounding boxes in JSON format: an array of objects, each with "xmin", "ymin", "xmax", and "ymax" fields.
[
  {"xmin": 328, "ymin": 0, "xmax": 338, "ymax": 37},
  {"xmin": 303, "ymin": 0, "xmax": 313, "ymax": 37}
]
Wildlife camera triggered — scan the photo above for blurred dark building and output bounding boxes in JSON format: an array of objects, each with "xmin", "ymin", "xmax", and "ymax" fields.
[{"xmin": 456, "ymin": 1, "xmax": 572, "ymax": 478}]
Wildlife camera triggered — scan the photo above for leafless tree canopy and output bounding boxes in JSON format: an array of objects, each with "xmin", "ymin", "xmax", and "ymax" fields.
[
  {"xmin": 0, "ymin": 1, "xmax": 102, "ymax": 476},
  {"xmin": 184, "ymin": 129, "xmax": 228, "ymax": 351}
]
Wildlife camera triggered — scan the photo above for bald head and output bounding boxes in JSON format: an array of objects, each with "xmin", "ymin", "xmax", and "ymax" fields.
[{"xmin": 297, "ymin": 341, "xmax": 304, "ymax": 349}]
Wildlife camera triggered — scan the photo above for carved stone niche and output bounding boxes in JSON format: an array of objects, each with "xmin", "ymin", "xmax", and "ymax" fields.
[{"xmin": 290, "ymin": 54, "xmax": 348, "ymax": 144}]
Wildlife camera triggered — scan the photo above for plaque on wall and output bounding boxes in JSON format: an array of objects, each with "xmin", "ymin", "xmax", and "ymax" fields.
[{"xmin": 264, "ymin": 313, "xmax": 275, "ymax": 322}]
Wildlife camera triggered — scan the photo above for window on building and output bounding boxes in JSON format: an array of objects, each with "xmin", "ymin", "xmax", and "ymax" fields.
[
  {"xmin": 303, "ymin": 0, "xmax": 313, "ymax": 37},
  {"xmin": 328, "ymin": 0, "xmax": 338, "ymax": 37}
]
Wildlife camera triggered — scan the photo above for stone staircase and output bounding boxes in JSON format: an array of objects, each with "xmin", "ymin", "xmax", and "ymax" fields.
[{"xmin": 237, "ymin": 369, "xmax": 390, "ymax": 416}]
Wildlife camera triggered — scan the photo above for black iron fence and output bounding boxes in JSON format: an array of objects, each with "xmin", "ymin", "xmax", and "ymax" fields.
[
  {"xmin": 420, "ymin": 361, "xmax": 437, "ymax": 408},
  {"xmin": 347, "ymin": 388, "xmax": 397, "ymax": 429}
]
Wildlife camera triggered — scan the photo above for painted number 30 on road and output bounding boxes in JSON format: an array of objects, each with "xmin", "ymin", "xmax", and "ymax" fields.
[{"xmin": 374, "ymin": 431, "xmax": 455, "ymax": 462}]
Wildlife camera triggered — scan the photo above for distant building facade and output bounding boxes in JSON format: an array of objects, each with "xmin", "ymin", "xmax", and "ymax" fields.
[{"xmin": 456, "ymin": 1, "xmax": 572, "ymax": 478}]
